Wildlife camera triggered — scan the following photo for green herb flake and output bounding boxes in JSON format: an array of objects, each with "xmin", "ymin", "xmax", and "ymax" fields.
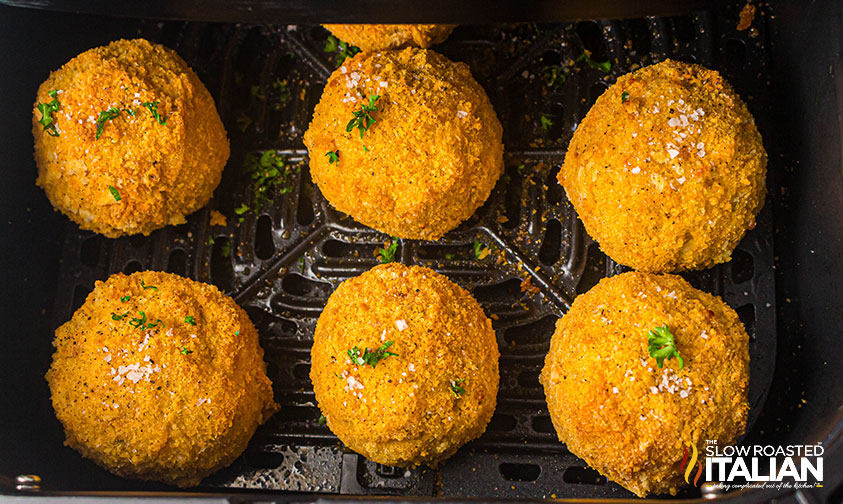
[
  {"xmin": 140, "ymin": 280, "xmax": 158, "ymax": 291},
  {"xmin": 111, "ymin": 312, "xmax": 129, "ymax": 321},
  {"xmin": 540, "ymin": 113, "xmax": 554, "ymax": 131},
  {"xmin": 120, "ymin": 295, "xmax": 130, "ymax": 303},
  {"xmin": 237, "ymin": 151, "xmax": 299, "ymax": 215},
  {"xmin": 234, "ymin": 203, "xmax": 250, "ymax": 215},
  {"xmin": 647, "ymin": 324, "xmax": 684, "ymax": 369},
  {"xmin": 621, "ymin": 91, "xmax": 630, "ymax": 103},
  {"xmin": 376, "ymin": 237, "xmax": 399, "ymax": 264},
  {"xmin": 298, "ymin": 257, "xmax": 306, "ymax": 272},
  {"xmin": 181, "ymin": 347, "xmax": 193, "ymax": 355},
  {"xmin": 450, "ymin": 379, "xmax": 467, "ymax": 398},
  {"xmin": 346, "ymin": 94, "xmax": 379, "ymax": 139},
  {"xmin": 95, "ymin": 107, "xmax": 121, "ymax": 140},
  {"xmin": 577, "ymin": 50, "xmax": 611, "ymax": 73},
  {"xmin": 185, "ymin": 315, "xmax": 196, "ymax": 326},
  {"xmin": 141, "ymin": 101, "xmax": 168, "ymax": 125},
  {"xmin": 108, "ymin": 185, "xmax": 121, "ymax": 202},
  {"xmin": 272, "ymin": 78, "xmax": 292, "ymax": 108},
  {"xmin": 474, "ymin": 239, "xmax": 491, "ymax": 260},
  {"xmin": 324, "ymin": 35, "xmax": 361, "ymax": 67},
  {"xmin": 541, "ymin": 64, "xmax": 567, "ymax": 90},
  {"xmin": 128, "ymin": 310, "xmax": 148, "ymax": 330},
  {"xmin": 318, "ymin": 414, "xmax": 327, "ymax": 425},
  {"xmin": 326, "ymin": 150, "xmax": 340, "ymax": 164},
  {"xmin": 444, "ymin": 253, "xmax": 455, "ymax": 260},
  {"xmin": 36, "ymin": 89, "xmax": 61, "ymax": 137},
  {"xmin": 347, "ymin": 341, "xmax": 398, "ymax": 368},
  {"xmin": 146, "ymin": 319, "xmax": 165, "ymax": 329}
]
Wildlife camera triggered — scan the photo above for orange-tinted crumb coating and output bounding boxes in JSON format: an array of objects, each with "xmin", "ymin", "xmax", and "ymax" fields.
[
  {"xmin": 45, "ymin": 271, "xmax": 278, "ymax": 487},
  {"xmin": 311, "ymin": 263, "xmax": 499, "ymax": 466},
  {"xmin": 323, "ymin": 24, "xmax": 456, "ymax": 52},
  {"xmin": 33, "ymin": 39, "xmax": 230, "ymax": 238},
  {"xmin": 540, "ymin": 272, "xmax": 749, "ymax": 497},
  {"xmin": 560, "ymin": 59, "xmax": 766, "ymax": 272},
  {"xmin": 303, "ymin": 48, "xmax": 504, "ymax": 240}
]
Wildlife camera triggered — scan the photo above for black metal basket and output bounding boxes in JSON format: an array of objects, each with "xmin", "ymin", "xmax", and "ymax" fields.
[{"xmin": 0, "ymin": 1, "xmax": 840, "ymax": 502}]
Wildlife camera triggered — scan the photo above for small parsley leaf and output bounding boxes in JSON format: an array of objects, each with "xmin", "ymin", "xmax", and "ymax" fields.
[
  {"xmin": 108, "ymin": 185, "xmax": 121, "ymax": 202},
  {"xmin": 540, "ymin": 113, "xmax": 554, "ymax": 131},
  {"xmin": 346, "ymin": 94, "xmax": 379, "ymax": 139},
  {"xmin": 120, "ymin": 295, "xmax": 130, "ymax": 303},
  {"xmin": 324, "ymin": 35, "xmax": 361, "ymax": 67},
  {"xmin": 347, "ymin": 341, "xmax": 398, "ymax": 368},
  {"xmin": 140, "ymin": 280, "xmax": 158, "ymax": 290},
  {"xmin": 376, "ymin": 237, "xmax": 399, "ymax": 264},
  {"xmin": 141, "ymin": 101, "xmax": 168, "ymax": 125},
  {"xmin": 450, "ymin": 379, "xmax": 467, "ymax": 398},
  {"xmin": 185, "ymin": 316, "xmax": 196, "ymax": 326},
  {"xmin": 181, "ymin": 347, "xmax": 193, "ymax": 355},
  {"xmin": 473, "ymin": 239, "xmax": 491, "ymax": 260},
  {"xmin": 36, "ymin": 89, "xmax": 61, "ymax": 137},
  {"xmin": 128, "ymin": 310, "xmax": 148, "ymax": 330},
  {"xmin": 95, "ymin": 107, "xmax": 121, "ymax": 140},
  {"xmin": 647, "ymin": 324, "xmax": 684, "ymax": 369},
  {"xmin": 326, "ymin": 150, "xmax": 339, "ymax": 164},
  {"xmin": 318, "ymin": 414, "xmax": 327, "ymax": 425},
  {"xmin": 621, "ymin": 91, "xmax": 630, "ymax": 103},
  {"xmin": 577, "ymin": 50, "xmax": 611, "ymax": 73}
]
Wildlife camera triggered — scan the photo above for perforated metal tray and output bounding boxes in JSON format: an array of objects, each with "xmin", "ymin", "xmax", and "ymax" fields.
[{"xmin": 49, "ymin": 3, "xmax": 776, "ymax": 499}]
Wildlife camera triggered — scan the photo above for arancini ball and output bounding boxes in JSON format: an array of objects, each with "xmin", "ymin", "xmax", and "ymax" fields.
[
  {"xmin": 559, "ymin": 59, "xmax": 766, "ymax": 272},
  {"xmin": 303, "ymin": 48, "xmax": 504, "ymax": 240},
  {"xmin": 323, "ymin": 24, "xmax": 456, "ymax": 52},
  {"xmin": 33, "ymin": 38, "xmax": 230, "ymax": 238},
  {"xmin": 45, "ymin": 271, "xmax": 278, "ymax": 486},
  {"xmin": 311, "ymin": 263, "xmax": 499, "ymax": 466},
  {"xmin": 540, "ymin": 271, "xmax": 749, "ymax": 497}
]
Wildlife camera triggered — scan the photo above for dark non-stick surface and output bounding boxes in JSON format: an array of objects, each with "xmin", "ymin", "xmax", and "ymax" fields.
[{"xmin": 21, "ymin": 2, "xmax": 777, "ymax": 500}]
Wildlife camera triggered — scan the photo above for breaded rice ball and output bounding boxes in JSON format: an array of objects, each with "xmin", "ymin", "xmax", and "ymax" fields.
[
  {"xmin": 311, "ymin": 263, "xmax": 499, "ymax": 466},
  {"xmin": 540, "ymin": 272, "xmax": 749, "ymax": 497},
  {"xmin": 303, "ymin": 48, "xmax": 504, "ymax": 240},
  {"xmin": 560, "ymin": 59, "xmax": 766, "ymax": 272},
  {"xmin": 45, "ymin": 271, "xmax": 278, "ymax": 486},
  {"xmin": 33, "ymin": 38, "xmax": 230, "ymax": 238},
  {"xmin": 323, "ymin": 24, "xmax": 456, "ymax": 52}
]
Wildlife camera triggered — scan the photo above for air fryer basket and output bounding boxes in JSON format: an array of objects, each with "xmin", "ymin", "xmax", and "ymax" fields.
[{"xmin": 0, "ymin": 1, "xmax": 841, "ymax": 502}]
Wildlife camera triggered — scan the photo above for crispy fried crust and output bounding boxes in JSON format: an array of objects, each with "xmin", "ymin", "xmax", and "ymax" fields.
[
  {"xmin": 33, "ymin": 39, "xmax": 230, "ymax": 238},
  {"xmin": 540, "ymin": 272, "xmax": 749, "ymax": 497},
  {"xmin": 311, "ymin": 263, "xmax": 499, "ymax": 466},
  {"xmin": 303, "ymin": 48, "xmax": 504, "ymax": 240},
  {"xmin": 323, "ymin": 24, "xmax": 456, "ymax": 52},
  {"xmin": 45, "ymin": 271, "xmax": 278, "ymax": 486},
  {"xmin": 559, "ymin": 59, "xmax": 766, "ymax": 272}
]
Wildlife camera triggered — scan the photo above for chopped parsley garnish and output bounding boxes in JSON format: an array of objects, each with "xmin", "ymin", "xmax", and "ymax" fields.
[
  {"xmin": 324, "ymin": 35, "xmax": 361, "ymax": 67},
  {"xmin": 474, "ymin": 239, "xmax": 491, "ymax": 260},
  {"xmin": 647, "ymin": 324, "xmax": 684, "ymax": 369},
  {"xmin": 298, "ymin": 257, "xmax": 305, "ymax": 272},
  {"xmin": 120, "ymin": 295, "xmax": 130, "ymax": 303},
  {"xmin": 540, "ymin": 113, "xmax": 554, "ymax": 131},
  {"xmin": 621, "ymin": 91, "xmax": 630, "ymax": 103},
  {"xmin": 108, "ymin": 185, "xmax": 121, "ymax": 202},
  {"xmin": 450, "ymin": 379, "xmax": 467, "ymax": 398},
  {"xmin": 128, "ymin": 310, "xmax": 148, "ymax": 330},
  {"xmin": 140, "ymin": 280, "xmax": 157, "ymax": 290},
  {"xmin": 146, "ymin": 319, "xmax": 165, "ymax": 329},
  {"xmin": 347, "ymin": 341, "xmax": 398, "ymax": 368},
  {"xmin": 95, "ymin": 107, "xmax": 121, "ymax": 140},
  {"xmin": 111, "ymin": 312, "xmax": 129, "ymax": 321},
  {"xmin": 272, "ymin": 78, "xmax": 292, "ymax": 109},
  {"xmin": 577, "ymin": 50, "xmax": 611, "ymax": 73},
  {"xmin": 376, "ymin": 237, "xmax": 398, "ymax": 264},
  {"xmin": 444, "ymin": 253, "xmax": 455, "ymax": 260},
  {"xmin": 541, "ymin": 65, "xmax": 567, "ymax": 90},
  {"xmin": 326, "ymin": 150, "xmax": 339, "ymax": 164},
  {"xmin": 346, "ymin": 94, "xmax": 379, "ymax": 139},
  {"xmin": 185, "ymin": 316, "xmax": 196, "ymax": 326},
  {"xmin": 141, "ymin": 101, "xmax": 168, "ymax": 125},
  {"xmin": 36, "ymin": 89, "xmax": 61, "ymax": 137},
  {"xmin": 237, "ymin": 151, "xmax": 299, "ymax": 215},
  {"xmin": 318, "ymin": 414, "xmax": 327, "ymax": 425},
  {"xmin": 181, "ymin": 347, "xmax": 193, "ymax": 355}
]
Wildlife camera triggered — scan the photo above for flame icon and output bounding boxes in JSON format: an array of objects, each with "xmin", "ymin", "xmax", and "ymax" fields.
[{"xmin": 679, "ymin": 443, "xmax": 704, "ymax": 486}]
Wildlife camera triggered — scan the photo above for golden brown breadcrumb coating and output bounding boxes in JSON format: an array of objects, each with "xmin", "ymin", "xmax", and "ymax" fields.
[
  {"xmin": 323, "ymin": 24, "xmax": 456, "ymax": 52},
  {"xmin": 311, "ymin": 263, "xmax": 499, "ymax": 466},
  {"xmin": 33, "ymin": 38, "xmax": 230, "ymax": 238},
  {"xmin": 303, "ymin": 48, "xmax": 504, "ymax": 240},
  {"xmin": 540, "ymin": 272, "xmax": 749, "ymax": 497},
  {"xmin": 560, "ymin": 59, "xmax": 766, "ymax": 272},
  {"xmin": 46, "ymin": 271, "xmax": 277, "ymax": 486}
]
